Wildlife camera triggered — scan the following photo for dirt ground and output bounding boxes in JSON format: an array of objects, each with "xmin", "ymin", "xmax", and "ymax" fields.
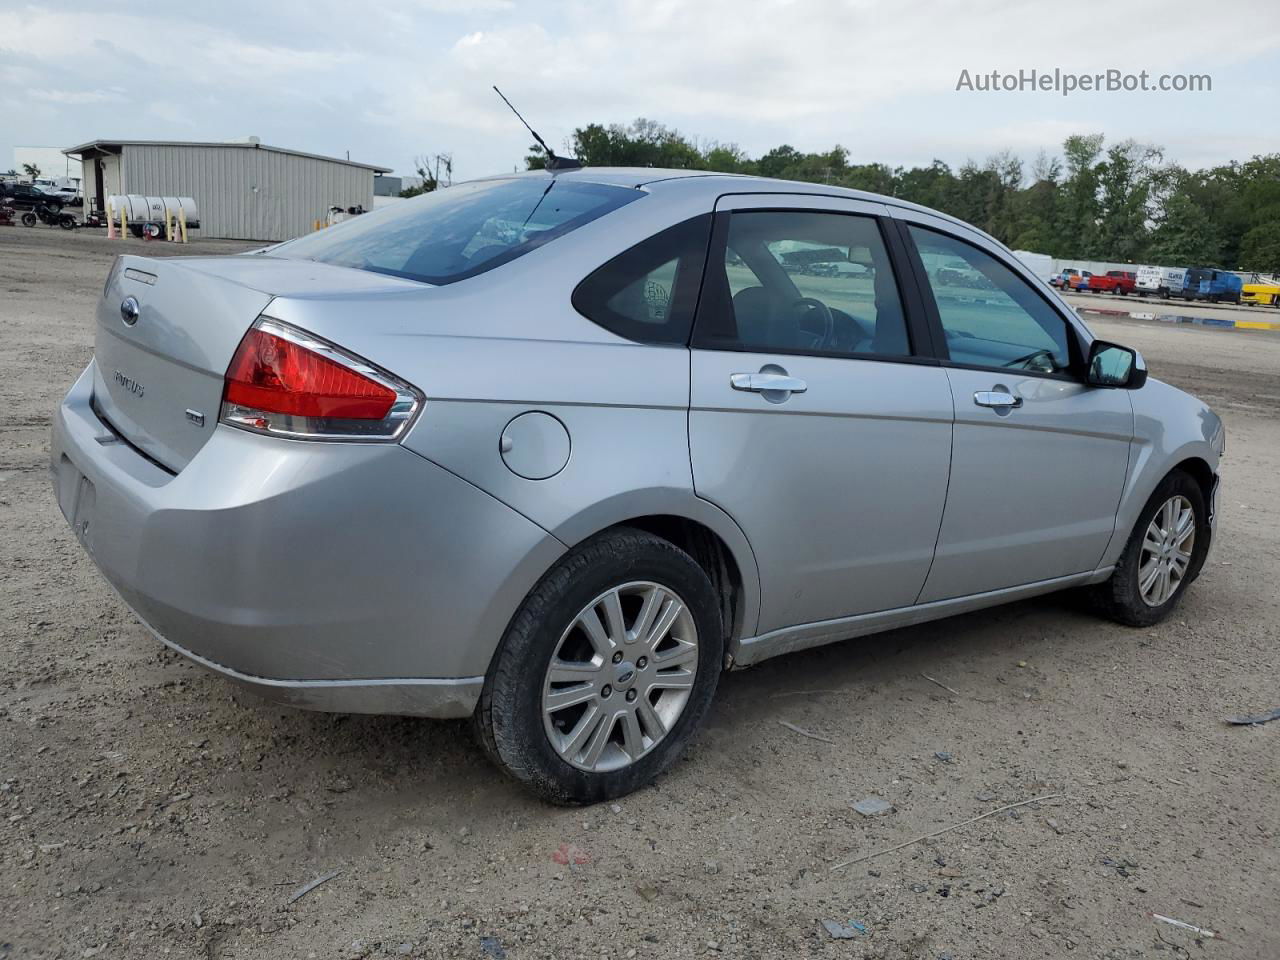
[{"xmin": 1, "ymin": 228, "xmax": 1277, "ymax": 960}]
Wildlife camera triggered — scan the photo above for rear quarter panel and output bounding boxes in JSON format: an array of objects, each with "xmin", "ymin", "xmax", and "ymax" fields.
[{"xmin": 262, "ymin": 182, "xmax": 763, "ymax": 639}]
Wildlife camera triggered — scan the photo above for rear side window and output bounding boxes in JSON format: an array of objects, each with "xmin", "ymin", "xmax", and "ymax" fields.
[
  {"xmin": 274, "ymin": 178, "xmax": 640, "ymax": 286},
  {"xmin": 572, "ymin": 215, "xmax": 712, "ymax": 345},
  {"xmin": 694, "ymin": 210, "xmax": 911, "ymax": 358}
]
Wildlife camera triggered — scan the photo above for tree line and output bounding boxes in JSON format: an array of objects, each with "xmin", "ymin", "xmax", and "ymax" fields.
[{"xmin": 524, "ymin": 120, "xmax": 1280, "ymax": 274}]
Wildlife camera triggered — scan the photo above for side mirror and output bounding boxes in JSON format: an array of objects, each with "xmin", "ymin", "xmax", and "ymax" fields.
[{"xmin": 1087, "ymin": 340, "xmax": 1148, "ymax": 389}]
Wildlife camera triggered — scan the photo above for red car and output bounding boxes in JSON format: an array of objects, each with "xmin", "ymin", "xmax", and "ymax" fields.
[{"xmin": 1087, "ymin": 271, "xmax": 1136, "ymax": 295}]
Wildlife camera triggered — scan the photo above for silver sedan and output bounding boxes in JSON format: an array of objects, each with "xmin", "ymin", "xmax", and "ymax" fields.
[{"xmin": 52, "ymin": 169, "xmax": 1223, "ymax": 802}]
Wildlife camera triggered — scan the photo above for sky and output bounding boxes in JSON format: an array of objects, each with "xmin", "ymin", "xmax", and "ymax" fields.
[{"xmin": 3, "ymin": 0, "xmax": 1280, "ymax": 183}]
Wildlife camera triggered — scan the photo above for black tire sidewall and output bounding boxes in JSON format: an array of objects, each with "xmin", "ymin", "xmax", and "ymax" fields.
[
  {"xmin": 484, "ymin": 531, "xmax": 723, "ymax": 804},
  {"xmin": 1112, "ymin": 471, "xmax": 1209, "ymax": 625}
]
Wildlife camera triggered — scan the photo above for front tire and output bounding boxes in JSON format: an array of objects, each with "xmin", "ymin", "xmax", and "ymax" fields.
[
  {"xmin": 1091, "ymin": 470, "xmax": 1209, "ymax": 627},
  {"xmin": 475, "ymin": 528, "xmax": 724, "ymax": 804}
]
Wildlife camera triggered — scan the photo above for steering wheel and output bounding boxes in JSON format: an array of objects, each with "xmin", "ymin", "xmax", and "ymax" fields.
[{"xmin": 790, "ymin": 297, "xmax": 836, "ymax": 350}]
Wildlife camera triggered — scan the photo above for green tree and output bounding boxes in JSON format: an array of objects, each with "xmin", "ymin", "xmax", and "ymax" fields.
[
  {"xmin": 400, "ymin": 153, "xmax": 451, "ymax": 197},
  {"xmin": 755, "ymin": 145, "xmax": 803, "ymax": 179},
  {"xmin": 21, "ymin": 162, "xmax": 40, "ymax": 179},
  {"xmin": 1239, "ymin": 222, "xmax": 1280, "ymax": 274},
  {"xmin": 509, "ymin": 121, "xmax": 1276, "ymax": 268},
  {"xmin": 894, "ymin": 160, "xmax": 957, "ymax": 211},
  {"xmin": 1057, "ymin": 134, "xmax": 1105, "ymax": 258},
  {"xmin": 702, "ymin": 143, "xmax": 752, "ymax": 174},
  {"xmin": 526, "ymin": 119, "xmax": 705, "ymax": 170},
  {"xmin": 1232, "ymin": 155, "xmax": 1280, "ymax": 270},
  {"xmin": 842, "ymin": 162, "xmax": 897, "ymax": 195},
  {"xmin": 1148, "ymin": 187, "xmax": 1222, "ymax": 265},
  {"xmin": 1008, "ymin": 178, "xmax": 1061, "ymax": 253},
  {"xmin": 1095, "ymin": 140, "xmax": 1161, "ymax": 261}
]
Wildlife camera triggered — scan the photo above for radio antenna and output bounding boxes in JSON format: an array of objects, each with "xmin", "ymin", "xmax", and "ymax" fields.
[{"xmin": 493, "ymin": 86, "xmax": 581, "ymax": 172}]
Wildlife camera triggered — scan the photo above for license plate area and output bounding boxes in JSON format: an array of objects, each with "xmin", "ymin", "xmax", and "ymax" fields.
[{"xmin": 56, "ymin": 454, "xmax": 97, "ymax": 553}]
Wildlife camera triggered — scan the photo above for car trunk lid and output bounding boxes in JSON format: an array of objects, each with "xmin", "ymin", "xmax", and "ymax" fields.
[{"xmin": 92, "ymin": 254, "xmax": 424, "ymax": 473}]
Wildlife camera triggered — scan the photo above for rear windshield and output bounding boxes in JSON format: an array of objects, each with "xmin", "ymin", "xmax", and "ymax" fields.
[{"xmin": 272, "ymin": 177, "xmax": 640, "ymax": 285}]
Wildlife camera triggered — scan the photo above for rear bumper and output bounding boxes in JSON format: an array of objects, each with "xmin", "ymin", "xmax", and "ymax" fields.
[
  {"xmin": 51, "ymin": 361, "xmax": 564, "ymax": 717},
  {"xmin": 145, "ymin": 616, "xmax": 482, "ymax": 717}
]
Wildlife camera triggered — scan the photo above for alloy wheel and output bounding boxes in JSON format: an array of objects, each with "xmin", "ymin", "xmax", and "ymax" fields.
[
  {"xmin": 542, "ymin": 581, "xmax": 699, "ymax": 773},
  {"xmin": 1138, "ymin": 495, "xmax": 1195, "ymax": 607}
]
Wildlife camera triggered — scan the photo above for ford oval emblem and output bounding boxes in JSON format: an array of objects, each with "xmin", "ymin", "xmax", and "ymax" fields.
[{"xmin": 120, "ymin": 296, "xmax": 140, "ymax": 326}]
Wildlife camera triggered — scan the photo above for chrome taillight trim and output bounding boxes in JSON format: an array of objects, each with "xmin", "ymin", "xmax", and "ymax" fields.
[{"xmin": 219, "ymin": 315, "xmax": 425, "ymax": 443}]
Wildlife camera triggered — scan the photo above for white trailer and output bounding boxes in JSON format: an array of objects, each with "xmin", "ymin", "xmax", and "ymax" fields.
[{"xmin": 1013, "ymin": 250, "xmax": 1055, "ymax": 284}]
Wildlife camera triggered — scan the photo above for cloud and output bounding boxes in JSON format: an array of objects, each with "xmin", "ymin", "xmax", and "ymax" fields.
[
  {"xmin": 25, "ymin": 88, "xmax": 126, "ymax": 105},
  {"xmin": 3, "ymin": 0, "xmax": 1279, "ymax": 179}
]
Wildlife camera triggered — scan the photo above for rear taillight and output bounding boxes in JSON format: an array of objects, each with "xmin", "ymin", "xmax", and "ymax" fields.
[{"xmin": 220, "ymin": 318, "xmax": 422, "ymax": 441}]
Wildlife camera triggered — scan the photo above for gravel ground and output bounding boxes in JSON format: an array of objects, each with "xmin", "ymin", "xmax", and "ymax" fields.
[{"xmin": 1, "ymin": 228, "xmax": 1277, "ymax": 960}]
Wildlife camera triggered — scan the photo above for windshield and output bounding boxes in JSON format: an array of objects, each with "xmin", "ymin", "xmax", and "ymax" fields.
[{"xmin": 272, "ymin": 177, "xmax": 640, "ymax": 285}]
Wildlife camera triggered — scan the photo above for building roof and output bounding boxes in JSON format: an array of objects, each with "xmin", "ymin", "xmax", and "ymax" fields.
[{"xmin": 62, "ymin": 139, "xmax": 391, "ymax": 173}]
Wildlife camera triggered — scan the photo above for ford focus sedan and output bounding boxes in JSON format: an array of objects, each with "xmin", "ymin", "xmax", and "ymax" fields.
[{"xmin": 52, "ymin": 169, "xmax": 1224, "ymax": 803}]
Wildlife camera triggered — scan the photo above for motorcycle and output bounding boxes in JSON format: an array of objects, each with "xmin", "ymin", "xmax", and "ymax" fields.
[{"xmin": 22, "ymin": 203, "xmax": 78, "ymax": 230}]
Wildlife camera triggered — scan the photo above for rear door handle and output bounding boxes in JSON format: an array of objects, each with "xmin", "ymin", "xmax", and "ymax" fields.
[
  {"xmin": 973, "ymin": 390, "xmax": 1022, "ymax": 409},
  {"xmin": 730, "ymin": 373, "xmax": 808, "ymax": 394}
]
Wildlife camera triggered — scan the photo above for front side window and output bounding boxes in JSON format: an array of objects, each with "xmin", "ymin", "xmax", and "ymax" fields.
[
  {"xmin": 572, "ymin": 215, "xmax": 712, "ymax": 344},
  {"xmin": 273, "ymin": 177, "xmax": 640, "ymax": 286},
  {"xmin": 695, "ymin": 210, "xmax": 911, "ymax": 358},
  {"xmin": 909, "ymin": 226, "xmax": 1074, "ymax": 375}
]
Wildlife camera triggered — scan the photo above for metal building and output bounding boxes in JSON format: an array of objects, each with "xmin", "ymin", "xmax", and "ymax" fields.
[{"xmin": 62, "ymin": 138, "xmax": 392, "ymax": 241}]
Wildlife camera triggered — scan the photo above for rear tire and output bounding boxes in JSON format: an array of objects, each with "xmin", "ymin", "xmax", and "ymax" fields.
[
  {"xmin": 1090, "ymin": 470, "xmax": 1209, "ymax": 627},
  {"xmin": 475, "ymin": 527, "xmax": 724, "ymax": 804}
]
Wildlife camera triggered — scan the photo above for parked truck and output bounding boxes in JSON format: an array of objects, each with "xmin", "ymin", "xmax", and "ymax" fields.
[
  {"xmin": 1067, "ymin": 270, "xmax": 1093, "ymax": 291},
  {"xmin": 1184, "ymin": 268, "xmax": 1242, "ymax": 304},
  {"xmin": 1135, "ymin": 265, "xmax": 1187, "ymax": 298},
  {"xmin": 1087, "ymin": 270, "xmax": 1137, "ymax": 295},
  {"xmin": 1050, "ymin": 268, "xmax": 1078, "ymax": 289}
]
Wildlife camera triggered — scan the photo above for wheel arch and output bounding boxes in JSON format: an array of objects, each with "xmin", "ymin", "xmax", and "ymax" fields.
[
  {"xmin": 553, "ymin": 496, "xmax": 762, "ymax": 650},
  {"xmin": 609, "ymin": 514, "xmax": 752, "ymax": 652},
  {"xmin": 1101, "ymin": 440, "xmax": 1219, "ymax": 571},
  {"xmin": 1170, "ymin": 455, "xmax": 1216, "ymax": 511}
]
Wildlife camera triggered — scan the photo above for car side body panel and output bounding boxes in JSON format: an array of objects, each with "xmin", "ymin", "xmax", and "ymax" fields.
[
  {"xmin": 393, "ymin": 337, "xmax": 762, "ymax": 640},
  {"xmin": 1098, "ymin": 376, "xmax": 1223, "ymax": 570}
]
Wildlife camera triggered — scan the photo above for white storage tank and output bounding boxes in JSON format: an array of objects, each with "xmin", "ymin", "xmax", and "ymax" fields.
[{"xmin": 107, "ymin": 195, "xmax": 200, "ymax": 227}]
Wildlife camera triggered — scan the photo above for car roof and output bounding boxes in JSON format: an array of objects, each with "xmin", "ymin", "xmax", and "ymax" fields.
[{"xmin": 489, "ymin": 167, "xmax": 986, "ymax": 243}]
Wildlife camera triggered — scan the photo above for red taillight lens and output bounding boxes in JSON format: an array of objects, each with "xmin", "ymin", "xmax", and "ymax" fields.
[
  {"xmin": 225, "ymin": 329, "xmax": 396, "ymax": 420},
  {"xmin": 220, "ymin": 319, "xmax": 422, "ymax": 441}
]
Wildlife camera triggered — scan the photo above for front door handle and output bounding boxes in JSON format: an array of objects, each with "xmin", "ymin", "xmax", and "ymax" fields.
[
  {"xmin": 973, "ymin": 390, "xmax": 1023, "ymax": 409},
  {"xmin": 730, "ymin": 372, "xmax": 809, "ymax": 394}
]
